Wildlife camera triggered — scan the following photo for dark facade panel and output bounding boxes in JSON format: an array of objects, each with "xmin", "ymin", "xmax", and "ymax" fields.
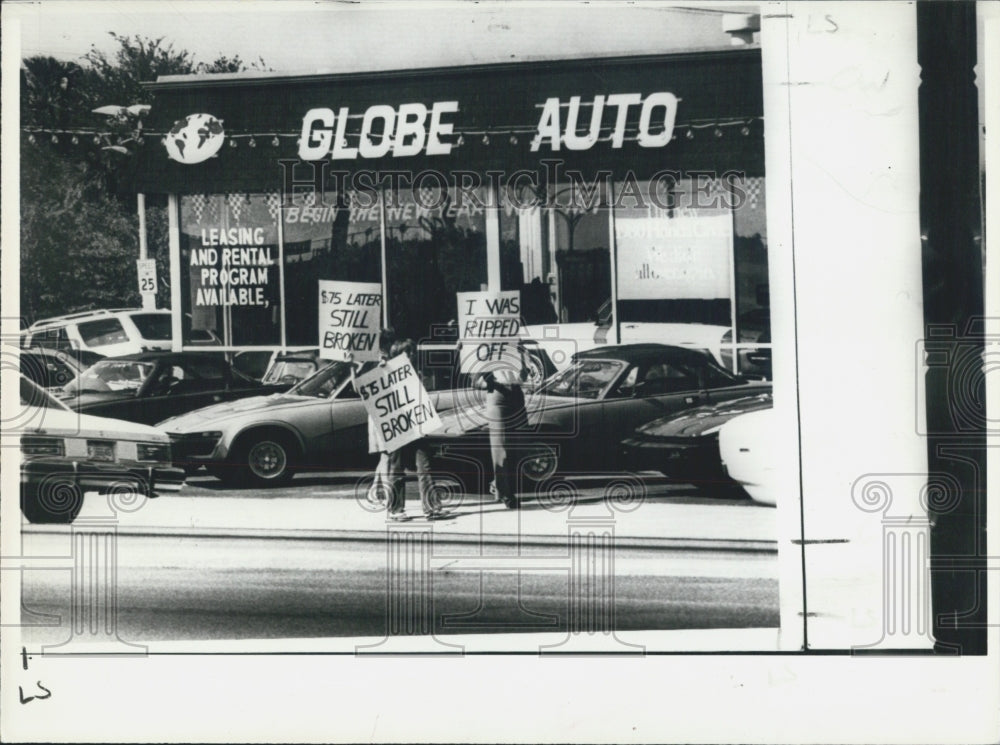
[{"xmin": 133, "ymin": 49, "xmax": 764, "ymax": 194}]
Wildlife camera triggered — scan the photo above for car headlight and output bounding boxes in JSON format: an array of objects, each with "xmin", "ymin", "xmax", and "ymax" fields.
[
  {"xmin": 86, "ymin": 440, "xmax": 117, "ymax": 462},
  {"xmin": 137, "ymin": 442, "xmax": 172, "ymax": 462},
  {"xmin": 21, "ymin": 435, "xmax": 65, "ymax": 457},
  {"xmin": 169, "ymin": 431, "xmax": 223, "ymax": 457}
]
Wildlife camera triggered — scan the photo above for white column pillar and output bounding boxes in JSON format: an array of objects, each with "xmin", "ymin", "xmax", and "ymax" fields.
[
  {"xmin": 761, "ymin": 1, "xmax": 929, "ymax": 650},
  {"xmin": 167, "ymin": 194, "xmax": 183, "ymax": 352},
  {"xmin": 137, "ymin": 193, "xmax": 154, "ymax": 310},
  {"xmin": 486, "ymin": 182, "xmax": 502, "ymax": 292}
]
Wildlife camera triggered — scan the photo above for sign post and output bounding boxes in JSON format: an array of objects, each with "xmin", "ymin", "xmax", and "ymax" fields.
[{"xmin": 136, "ymin": 258, "xmax": 157, "ymax": 308}]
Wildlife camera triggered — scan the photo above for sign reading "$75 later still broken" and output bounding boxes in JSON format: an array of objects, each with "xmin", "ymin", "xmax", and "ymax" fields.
[
  {"xmin": 318, "ymin": 280, "xmax": 382, "ymax": 362},
  {"xmin": 353, "ymin": 354, "xmax": 442, "ymax": 452}
]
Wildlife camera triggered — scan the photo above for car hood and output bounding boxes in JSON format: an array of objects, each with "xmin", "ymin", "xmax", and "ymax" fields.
[
  {"xmin": 24, "ymin": 405, "xmax": 169, "ymax": 442},
  {"xmin": 157, "ymin": 393, "xmax": 323, "ymax": 430},
  {"xmin": 156, "ymin": 393, "xmax": 332, "ymax": 432},
  {"xmin": 633, "ymin": 392, "xmax": 773, "ymax": 439},
  {"xmin": 62, "ymin": 390, "xmax": 134, "ymax": 408},
  {"xmin": 429, "ymin": 392, "xmax": 581, "ymax": 437}
]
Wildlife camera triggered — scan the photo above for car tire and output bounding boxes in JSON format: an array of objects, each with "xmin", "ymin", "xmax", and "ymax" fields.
[
  {"xmin": 519, "ymin": 443, "xmax": 558, "ymax": 482},
  {"xmin": 232, "ymin": 431, "xmax": 296, "ymax": 487},
  {"xmin": 21, "ymin": 481, "xmax": 83, "ymax": 524}
]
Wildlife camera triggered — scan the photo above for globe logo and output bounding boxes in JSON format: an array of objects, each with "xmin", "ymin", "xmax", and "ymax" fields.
[{"xmin": 163, "ymin": 113, "xmax": 225, "ymax": 164}]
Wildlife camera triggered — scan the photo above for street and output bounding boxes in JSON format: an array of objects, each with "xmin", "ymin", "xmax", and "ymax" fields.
[{"xmin": 15, "ymin": 473, "xmax": 779, "ymax": 645}]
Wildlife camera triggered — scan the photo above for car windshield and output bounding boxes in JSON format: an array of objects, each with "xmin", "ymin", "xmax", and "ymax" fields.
[
  {"xmin": 21, "ymin": 376, "xmax": 71, "ymax": 411},
  {"xmin": 263, "ymin": 359, "xmax": 321, "ymax": 386},
  {"xmin": 64, "ymin": 359, "xmax": 155, "ymax": 395},
  {"xmin": 289, "ymin": 360, "xmax": 353, "ymax": 398},
  {"xmin": 536, "ymin": 359, "xmax": 625, "ymax": 399}
]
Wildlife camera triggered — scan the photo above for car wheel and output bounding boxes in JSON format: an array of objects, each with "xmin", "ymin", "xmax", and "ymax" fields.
[
  {"xmin": 520, "ymin": 443, "xmax": 558, "ymax": 482},
  {"xmin": 233, "ymin": 432, "xmax": 296, "ymax": 487},
  {"xmin": 21, "ymin": 481, "xmax": 83, "ymax": 524}
]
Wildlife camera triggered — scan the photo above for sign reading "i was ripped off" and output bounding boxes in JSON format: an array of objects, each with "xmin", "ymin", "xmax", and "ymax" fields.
[{"xmin": 457, "ymin": 290, "xmax": 524, "ymax": 376}]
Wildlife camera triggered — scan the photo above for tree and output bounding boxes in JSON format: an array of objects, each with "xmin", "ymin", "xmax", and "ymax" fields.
[
  {"xmin": 20, "ymin": 34, "xmax": 269, "ymax": 324},
  {"xmin": 20, "ymin": 146, "xmax": 146, "ymax": 320}
]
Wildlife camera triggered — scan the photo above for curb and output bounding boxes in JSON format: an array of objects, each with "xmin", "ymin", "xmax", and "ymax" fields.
[{"xmin": 22, "ymin": 524, "xmax": 778, "ymax": 553}]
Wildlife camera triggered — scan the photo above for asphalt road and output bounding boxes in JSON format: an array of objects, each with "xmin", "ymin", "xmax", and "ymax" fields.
[{"xmin": 18, "ymin": 532, "xmax": 778, "ymax": 644}]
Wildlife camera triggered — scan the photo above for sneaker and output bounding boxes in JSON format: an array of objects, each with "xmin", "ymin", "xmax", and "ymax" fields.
[
  {"xmin": 426, "ymin": 510, "xmax": 455, "ymax": 520},
  {"xmin": 387, "ymin": 512, "xmax": 411, "ymax": 522}
]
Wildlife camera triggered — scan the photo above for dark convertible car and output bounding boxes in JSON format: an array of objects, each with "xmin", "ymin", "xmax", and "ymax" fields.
[
  {"xmin": 59, "ymin": 351, "xmax": 291, "ymax": 425},
  {"xmin": 428, "ymin": 343, "xmax": 770, "ymax": 492},
  {"xmin": 620, "ymin": 391, "xmax": 773, "ymax": 490}
]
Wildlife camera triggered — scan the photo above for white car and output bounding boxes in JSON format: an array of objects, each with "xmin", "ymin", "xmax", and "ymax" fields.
[
  {"xmin": 17, "ymin": 376, "xmax": 185, "ymax": 523},
  {"xmin": 22, "ymin": 308, "xmax": 220, "ymax": 358},
  {"xmin": 717, "ymin": 407, "xmax": 776, "ymax": 506}
]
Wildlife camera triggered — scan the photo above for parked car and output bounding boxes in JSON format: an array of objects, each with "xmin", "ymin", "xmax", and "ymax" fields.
[
  {"xmin": 262, "ymin": 349, "xmax": 327, "ymax": 386},
  {"xmin": 620, "ymin": 392, "xmax": 772, "ymax": 490},
  {"xmin": 18, "ymin": 376, "xmax": 185, "ymax": 524},
  {"xmin": 718, "ymin": 408, "xmax": 777, "ymax": 506},
  {"xmin": 525, "ymin": 301, "xmax": 772, "ymax": 379},
  {"xmin": 18, "ymin": 346, "xmax": 103, "ymax": 393},
  {"xmin": 158, "ymin": 359, "xmax": 483, "ymax": 487},
  {"xmin": 427, "ymin": 343, "xmax": 770, "ymax": 491},
  {"xmin": 59, "ymin": 351, "xmax": 291, "ymax": 426},
  {"xmin": 22, "ymin": 308, "xmax": 220, "ymax": 358}
]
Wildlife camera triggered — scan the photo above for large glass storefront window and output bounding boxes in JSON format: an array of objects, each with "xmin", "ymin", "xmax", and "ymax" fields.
[
  {"xmin": 497, "ymin": 174, "xmax": 769, "ymax": 377},
  {"xmin": 281, "ymin": 190, "xmax": 382, "ymax": 347},
  {"xmin": 614, "ymin": 176, "xmax": 736, "ymax": 326},
  {"xmin": 176, "ymin": 175, "xmax": 767, "ymax": 376},
  {"xmin": 179, "ymin": 194, "xmax": 282, "ymax": 347},
  {"xmin": 382, "ymin": 184, "xmax": 487, "ymax": 340},
  {"xmin": 499, "ymin": 180, "xmax": 612, "ymax": 326}
]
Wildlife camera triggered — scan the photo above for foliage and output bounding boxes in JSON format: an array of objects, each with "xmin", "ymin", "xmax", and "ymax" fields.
[
  {"xmin": 19, "ymin": 34, "xmax": 269, "ymax": 324},
  {"xmin": 20, "ymin": 145, "xmax": 144, "ymax": 321}
]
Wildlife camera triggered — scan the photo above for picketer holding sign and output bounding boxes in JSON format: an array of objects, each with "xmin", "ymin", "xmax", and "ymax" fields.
[
  {"xmin": 456, "ymin": 290, "xmax": 527, "ymax": 508},
  {"xmin": 353, "ymin": 341, "xmax": 449, "ymax": 520}
]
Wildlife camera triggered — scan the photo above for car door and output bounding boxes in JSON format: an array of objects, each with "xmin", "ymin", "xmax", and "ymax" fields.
[
  {"xmin": 137, "ymin": 358, "xmax": 228, "ymax": 423},
  {"xmin": 597, "ymin": 360, "xmax": 709, "ymax": 465},
  {"xmin": 327, "ymin": 381, "xmax": 372, "ymax": 468},
  {"xmin": 697, "ymin": 358, "xmax": 769, "ymax": 404},
  {"xmin": 168, "ymin": 357, "xmax": 235, "ymax": 413}
]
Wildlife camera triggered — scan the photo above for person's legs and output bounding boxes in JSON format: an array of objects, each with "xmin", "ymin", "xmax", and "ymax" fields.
[
  {"xmin": 413, "ymin": 443, "xmax": 443, "ymax": 515},
  {"xmin": 385, "ymin": 447, "xmax": 407, "ymax": 517},
  {"xmin": 490, "ymin": 424, "xmax": 514, "ymax": 506}
]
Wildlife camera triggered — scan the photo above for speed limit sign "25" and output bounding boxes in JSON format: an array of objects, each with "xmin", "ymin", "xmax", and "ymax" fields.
[{"xmin": 137, "ymin": 259, "xmax": 157, "ymax": 295}]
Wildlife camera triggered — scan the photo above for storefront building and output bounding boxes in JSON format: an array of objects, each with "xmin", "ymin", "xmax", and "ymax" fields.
[{"xmin": 134, "ymin": 47, "xmax": 768, "ymax": 370}]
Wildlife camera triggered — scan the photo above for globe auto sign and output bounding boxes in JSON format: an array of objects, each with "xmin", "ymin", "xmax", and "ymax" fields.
[
  {"xmin": 297, "ymin": 93, "xmax": 679, "ymax": 161},
  {"xmin": 163, "ymin": 113, "xmax": 226, "ymax": 164}
]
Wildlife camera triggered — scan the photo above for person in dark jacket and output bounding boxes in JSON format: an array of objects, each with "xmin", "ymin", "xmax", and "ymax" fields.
[{"xmin": 480, "ymin": 354, "xmax": 528, "ymax": 509}]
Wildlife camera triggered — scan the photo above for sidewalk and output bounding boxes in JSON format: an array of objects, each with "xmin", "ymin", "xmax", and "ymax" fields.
[{"xmin": 39, "ymin": 488, "xmax": 778, "ymax": 552}]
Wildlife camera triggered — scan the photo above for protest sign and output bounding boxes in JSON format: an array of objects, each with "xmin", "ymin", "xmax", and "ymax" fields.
[
  {"xmin": 456, "ymin": 290, "xmax": 524, "ymax": 376},
  {"xmin": 353, "ymin": 354, "xmax": 442, "ymax": 452},
  {"xmin": 318, "ymin": 280, "xmax": 382, "ymax": 361}
]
